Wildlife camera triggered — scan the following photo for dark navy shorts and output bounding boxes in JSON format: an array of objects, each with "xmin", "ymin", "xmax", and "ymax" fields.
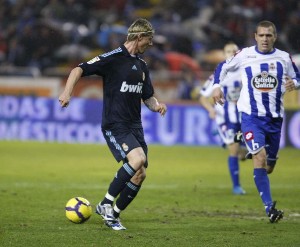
[
  {"xmin": 102, "ymin": 125, "xmax": 148, "ymax": 167},
  {"xmin": 241, "ymin": 113, "xmax": 282, "ymax": 159}
]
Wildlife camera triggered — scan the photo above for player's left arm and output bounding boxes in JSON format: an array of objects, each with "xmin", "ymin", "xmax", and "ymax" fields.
[
  {"xmin": 142, "ymin": 65, "xmax": 167, "ymax": 116},
  {"xmin": 285, "ymin": 56, "xmax": 300, "ymax": 92},
  {"xmin": 285, "ymin": 76, "xmax": 300, "ymax": 92},
  {"xmin": 144, "ymin": 96, "xmax": 167, "ymax": 116}
]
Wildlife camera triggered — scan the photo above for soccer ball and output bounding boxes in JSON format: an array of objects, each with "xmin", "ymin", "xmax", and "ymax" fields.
[{"xmin": 65, "ymin": 197, "xmax": 92, "ymax": 223}]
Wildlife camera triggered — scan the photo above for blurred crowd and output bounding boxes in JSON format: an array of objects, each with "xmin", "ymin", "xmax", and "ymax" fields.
[{"xmin": 0, "ymin": 0, "xmax": 300, "ymax": 99}]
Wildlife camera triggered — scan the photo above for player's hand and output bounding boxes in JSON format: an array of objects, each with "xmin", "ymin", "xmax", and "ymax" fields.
[
  {"xmin": 208, "ymin": 109, "xmax": 216, "ymax": 119},
  {"xmin": 285, "ymin": 76, "xmax": 296, "ymax": 92},
  {"xmin": 212, "ymin": 87, "xmax": 225, "ymax": 106},
  {"xmin": 59, "ymin": 92, "xmax": 71, "ymax": 108},
  {"xmin": 156, "ymin": 103, "xmax": 167, "ymax": 116}
]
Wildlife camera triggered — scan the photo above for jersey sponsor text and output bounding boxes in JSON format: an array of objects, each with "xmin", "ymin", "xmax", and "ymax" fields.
[
  {"xmin": 120, "ymin": 81, "xmax": 143, "ymax": 93},
  {"xmin": 251, "ymin": 72, "xmax": 278, "ymax": 92},
  {"xmin": 101, "ymin": 47, "xmax": 122, "ymax": 58}
]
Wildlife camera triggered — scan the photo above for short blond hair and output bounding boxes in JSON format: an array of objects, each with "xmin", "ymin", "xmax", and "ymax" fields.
[{"xmin": 127, "ymin": 18, "xmax": 154, "ymax": 41}]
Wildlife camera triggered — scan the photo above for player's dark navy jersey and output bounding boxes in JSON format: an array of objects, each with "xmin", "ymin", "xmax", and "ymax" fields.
[{"xmin": 78, "ymin": 45, "xmax": 154, "ymax": 128}]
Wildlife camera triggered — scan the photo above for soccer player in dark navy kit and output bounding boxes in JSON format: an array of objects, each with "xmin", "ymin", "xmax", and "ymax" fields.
[{"xmin": 59, "ymin": 18, "xmax": 167, "ymax": 230}]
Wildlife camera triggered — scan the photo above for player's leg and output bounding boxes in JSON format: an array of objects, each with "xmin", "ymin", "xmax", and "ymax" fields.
[
  {"xmin": 252, "ymin": 148, "xmax": 283, "ymax": 222},
  {"xmin": 217, "ymin": 123, "xmax": 245, "ymax": 194},
  {"xmin": 100, "ymin": 128, "xmax": 147, "ymax": 203},
  {"xmin": 113, "ymin": 165, "xmax": 146, "ymax": 219},
  {"xmin": 101, "ymin": 151, "xmax": 146, "ymax": 207},
  {"xmin": 113, "ymin": 147, "xmax": 146, "ymax": 218},
  {"xmin": 98, "ymin": 130, "xmax": 139, "ymax": 206},
  {"xmin": 238, "ymin": 142, "xmax": 248, "ymax": 161},
  {"xmin": 241, "ymin": 114, "xmax": 271, "ymax": 205},
  {"xmin": 96, "ymin": 128, "xmax": 147, "ymax": 229},
  {"xmin": 228, "ymin": 142, "xmax": 245, "ymax": 194},
  {"xmin": 95, "ymin": 129, "xmax": 139, "ymax": 227},
  {"xmin": 252, "ymin": 148, "xmax": 273, "ymax": 211},
  {"xmin": 113, "ymin": 129, "xmax": 148, "ymax": 218},
  {"xmin": 265, "ymin": 144, "xmax": 279, "ymax": 174},
  {"xmin": 265, "ymin": 120, "xmax": 282, "ymax": 174},
  {"xmin": 241, "ymin": 113, "xmax": 283, "ymax": 222},
  {"xmin": 101, "ymin": 147, "xmax": 146, "ymax": 230}
]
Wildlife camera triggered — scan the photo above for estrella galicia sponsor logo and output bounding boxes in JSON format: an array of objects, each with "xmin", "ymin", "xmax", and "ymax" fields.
[
  {"xmin": 251, "ymin": 71, "xmax": 278, "ymax": 92},
  {"xmin": 120, "ymin": 81, "xmax": 143, "ymax": 93}
]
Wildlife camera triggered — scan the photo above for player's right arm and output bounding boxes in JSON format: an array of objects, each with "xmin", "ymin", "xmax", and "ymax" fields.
[
  {"xmin": 59, "ymin": 67, "xmax": 83, "ymax": 108},
  {"xmin": 199, "ymin": 75, "xmax": 216, "ymax": 119},
  {"xmin": 212, "ymin": 62, "xmax": 226, "ymax": 106},
  {"xmin": 199, "ymin": 96, "xmax": 216, "ymax": 119},
  {"xmin": 212, "ymin": 50, "xmax": 242, "ymax": 105}
]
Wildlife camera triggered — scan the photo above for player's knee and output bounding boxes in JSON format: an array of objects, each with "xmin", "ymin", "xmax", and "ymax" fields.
[
  {"xmin": 138, "ymin": 170, "xmax": 146, "ymax": 182},
  {"xmin": 266, "ymin": 158, "xmax": 277, "ymax": 174},
  {"xmin": 267, "ymin": 158, "xmax": 277, "ymax": 167},
  {"xmin": 266, "ymin": 166, "xmax": 274, "ymax": 174},
  {"xmin": 137, "ymin": 152, "xmax": 147, "ymax": 167},
  {"xmin": 130, "ymin": 154, "xmax": 146, "ymax": 170},
  {"xmin": 238, "ymin": 147, "xmax": 248, "ymax": 161},
  {"xmin": 128, "ymin": 150, "xmax": 147, "ymax": 170},
  {"xmin": 141, "ymin": 153, "xmax": 147, "ymax": 165},
  {"xmin": 253, "ymin": 155, "xmax": 266, "ymax": 167},
  {"xmin": 131, "ymin": 169, "xmax": 146, "ymax": 185}
]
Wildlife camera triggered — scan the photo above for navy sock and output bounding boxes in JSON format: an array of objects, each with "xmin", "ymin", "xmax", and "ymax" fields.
[
  {"xmin": 228, "ymin": 156, "xmax": 240, "ymax": 187},
  {"xmin": 101, "ymin": 194, "xmax": 114, "ymax": 205},
  {"xmin": 101, "ymin": 163, "xmax": 136, "ymax": 205},
  {"xmin": 253, "ymin": 168, "xmax": 273, "ymax": 213},
  {"xmin": 114, "ymin": 181, "xmax": 141, "ymax": 218}
]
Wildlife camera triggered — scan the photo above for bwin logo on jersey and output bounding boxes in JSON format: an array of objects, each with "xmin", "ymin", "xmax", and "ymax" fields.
[
  {"xmin": 251, "ymin": 71, "xmax": 278, "ymax": 92},
  {"xmin": 120, "ymin": 81, "xmax": 143, "ymax": 93}
]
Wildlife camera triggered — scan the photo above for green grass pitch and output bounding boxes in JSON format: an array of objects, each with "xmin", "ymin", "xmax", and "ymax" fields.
[{"xmin": 0, "ymin": 141, "xmax": 299, "ymax": 247}]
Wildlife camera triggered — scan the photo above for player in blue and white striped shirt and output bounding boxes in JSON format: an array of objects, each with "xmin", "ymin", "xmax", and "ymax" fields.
[
  {"xmin": 199, "ymin": 42, "xmax": 247, "ymax": 195},
  {"xmin": 212, "ymin": 20, "xmax": 300, "ymax": 223}
]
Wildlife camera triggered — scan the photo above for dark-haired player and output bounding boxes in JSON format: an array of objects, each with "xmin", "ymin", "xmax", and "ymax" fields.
[
  {"xmin": 199, "ymin": 42, "xmax": 247, "ymax": 195},
  {"xmin": 212, "ymin": 20, "xmax": 300, "ymax": 223}
]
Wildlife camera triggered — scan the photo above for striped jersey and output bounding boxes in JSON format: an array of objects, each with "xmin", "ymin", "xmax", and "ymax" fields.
[
  {"xmin": 200, "ymin": 68, "xmax": 241, "ymax": 125},
  {"xmin": 214, "ymin": 45, "xmax": 300, "ymax": 118}
]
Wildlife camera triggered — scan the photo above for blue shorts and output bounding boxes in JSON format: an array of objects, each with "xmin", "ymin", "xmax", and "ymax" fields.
[
  {"xmin": 102, "ymin": 125, "xmax": 148, "ymax": 167},
  {"xmin": 241, "ymin": 113, "xmax": 282, "ymax": 159}
]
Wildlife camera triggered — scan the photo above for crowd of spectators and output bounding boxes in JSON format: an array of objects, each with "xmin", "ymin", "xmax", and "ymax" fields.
[{"xmin": 0, "ymin": 0, "xmax": 300, "ymax": 98}]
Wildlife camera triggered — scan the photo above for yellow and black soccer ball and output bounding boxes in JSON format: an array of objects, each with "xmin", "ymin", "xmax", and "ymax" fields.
[{"xmin": 65, "ymin": 197, "xmax": 92, "ymax": 223}]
